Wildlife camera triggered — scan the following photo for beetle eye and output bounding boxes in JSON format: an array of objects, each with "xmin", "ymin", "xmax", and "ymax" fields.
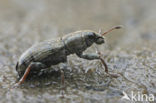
[{"xmin": 88, "ymin": 32, "xmax": 95, "ymax": 39}]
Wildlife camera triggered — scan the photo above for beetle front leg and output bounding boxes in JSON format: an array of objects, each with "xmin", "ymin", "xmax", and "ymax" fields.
[
  {"xmin": 96, "ymin": 51, "xmax": 108, "ymax": 73},
  {"xmin": 76, "ymin": 52, "xmax": 108, "ymax": 73},
  {"xmin": 15, "ymin": 62, "xmax": 47, "ymax": 86},
  {"xmin": 97, "ymin": 51, "xmax": 119, "ymax": 78}
]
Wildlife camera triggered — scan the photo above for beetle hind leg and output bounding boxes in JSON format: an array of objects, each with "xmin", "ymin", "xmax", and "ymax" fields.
[
  {"xmin": 15, "ymin": 62, "xmax": 47, "ymax": 86},
  {"xmin": 60, "ymin": 69, "xmax": 65, "ymax": 96}
]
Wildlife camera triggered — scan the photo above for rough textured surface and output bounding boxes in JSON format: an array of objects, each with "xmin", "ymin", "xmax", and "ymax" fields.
[{"xmin": 0, "ymin": 0, "xmax": 156, "ymax": 103}]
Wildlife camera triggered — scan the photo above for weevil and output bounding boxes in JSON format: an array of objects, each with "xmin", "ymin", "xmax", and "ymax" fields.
[{"xmin": 15, "ymin": 25, "xmax": 122, "ymax": 86}]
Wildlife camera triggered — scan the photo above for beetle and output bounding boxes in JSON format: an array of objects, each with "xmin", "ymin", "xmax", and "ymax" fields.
[{"xmin": 15, "ymin": 25, "xmax": 122, "ymax": 86}]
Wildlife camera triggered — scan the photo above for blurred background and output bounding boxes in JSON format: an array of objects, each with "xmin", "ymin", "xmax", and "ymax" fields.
[{"xmin": 0, "ymin": 0, "xmax": 156, "ymax": 103}]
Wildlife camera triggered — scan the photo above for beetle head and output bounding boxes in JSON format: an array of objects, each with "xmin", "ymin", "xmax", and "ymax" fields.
[
  {"xmin": 84, "ymin": 25, "xmax": 123, "ymax": 46},
  {"xmin": 84, "ymin": 31, "xmax": 105, "ymax": 46},
  {"xmin": 88, "ymin": 32, "xmax": 105, "ymax": 45}
]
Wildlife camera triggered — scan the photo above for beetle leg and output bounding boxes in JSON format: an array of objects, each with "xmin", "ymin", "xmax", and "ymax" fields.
[
  {"xmin": 99, "ymin": 57, "xmax": 108, "ymax": 73},
  {"xmin": 76, "ymin": 52, "xmax": 100, "ymax": 60},
  {"xmin": 60, "ymin": 69, "xmax": 65, "ymax": 96},
  {"xmin": 76, "ymin": 52, "xmax": 109, "ymax": 73},
  {"xmin": 16, "ymin": 62, "xmax": 47, "ymax": 86},
  {"xmin": 96, "ymin": 51, "xmax": 108, "ymax": 73},
  {"xmin": 97, "ymin": 51, "xmax": 119, "ymax": 78}
]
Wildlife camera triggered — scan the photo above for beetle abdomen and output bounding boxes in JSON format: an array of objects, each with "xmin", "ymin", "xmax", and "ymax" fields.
[{"xmin": 16, "ymin": 39, "xmax": 66, "ymax": 76}]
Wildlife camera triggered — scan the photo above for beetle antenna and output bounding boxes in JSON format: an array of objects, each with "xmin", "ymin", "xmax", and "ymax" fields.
[
  {"xmin": 98, "ymin": 28, "xmax": 102, "ymax": 34},
  {"xmin": 101, "ymin": 25, "xmax": 123, "ymax": 36}
]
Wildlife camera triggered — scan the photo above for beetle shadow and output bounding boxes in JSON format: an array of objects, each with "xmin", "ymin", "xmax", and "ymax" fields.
[
  {"xmin": 18, "ymin": 67, "xmax": 74, "ymax": 88},
  {"xmin": 17, "ymin": 66, "xmax": 112, "ymax": 92}
]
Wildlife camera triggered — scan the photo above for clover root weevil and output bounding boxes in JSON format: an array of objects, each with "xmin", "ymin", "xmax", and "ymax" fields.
[{"xmin": 15, "ymin": 25, "xmax": 122, "ymax": 88}]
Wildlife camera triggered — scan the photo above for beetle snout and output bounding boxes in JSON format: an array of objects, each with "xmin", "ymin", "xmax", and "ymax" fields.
[{"xmin": 95, "ymin": 37, "xmax": 104, "ymax": 44}]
